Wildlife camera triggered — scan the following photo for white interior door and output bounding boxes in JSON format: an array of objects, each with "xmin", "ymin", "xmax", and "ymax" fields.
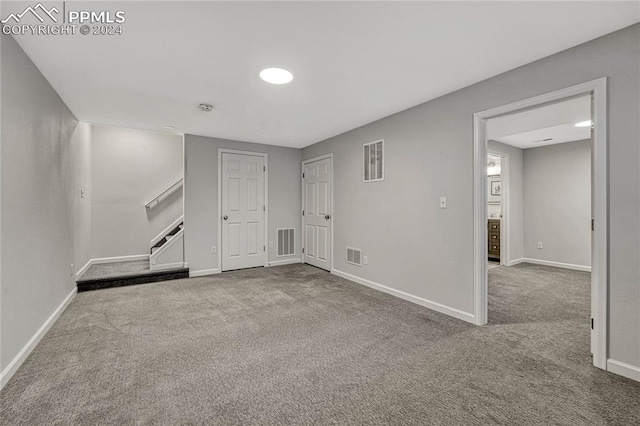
[
  {"xmin": 222, "ymin": 153, "xmax": 265, "ymax": 271},
  {"xmin": 303, "ymin": 157, "xmax": 332, "ymax": 271}
]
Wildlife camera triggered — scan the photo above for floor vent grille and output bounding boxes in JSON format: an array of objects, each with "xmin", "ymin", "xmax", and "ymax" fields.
[
  {"xmin": 277, "ymin": 228, "xmax": 295, "ymax": 257},
  {"xmin": 346, "ymin": 247, "xmax": 362, "ymax": 266}
]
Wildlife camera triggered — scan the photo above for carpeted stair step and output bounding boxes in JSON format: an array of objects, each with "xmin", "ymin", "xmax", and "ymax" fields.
[{"xmin": 77, "ymin": 267, "xmax": 189, "ymax": 292}]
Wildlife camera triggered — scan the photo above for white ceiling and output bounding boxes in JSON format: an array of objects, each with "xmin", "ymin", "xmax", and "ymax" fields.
[
  {"xmin": 488, "ymin": 95, "xmax": 591, "ymax": 149},
  {"xmin": 11, "ymin": 1, "xmax": 640, "ymax": 148}
]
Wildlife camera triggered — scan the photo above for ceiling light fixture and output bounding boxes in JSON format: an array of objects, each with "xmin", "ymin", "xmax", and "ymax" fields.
[
  {"xmin": 198, "ymin": 103, "xmax": 213, "ymax": 112},
  {"xmin": 575, "ymin": 120, "xmax": 591, "ymax": 127},
  {"xmin": 260, "ymin": 68, "xmax": 293, "ymax": 85},
  {"xmin": 164, "ymin": 125, "xmax": 175, "ymax": 130}
]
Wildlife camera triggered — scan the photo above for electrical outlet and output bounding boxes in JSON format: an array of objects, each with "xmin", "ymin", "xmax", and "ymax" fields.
[
  {"xmin": 70, "ymin": 264, "xmax": 74, "ymax": 276},
  {"xmin": 363, "ymin": 255, "xmax": 368, "ymax": 265},
  {"xmin": 537, "ymin": 242, "xmax": 543, "ymax": 249},
  {"xmin": 440, "ymin": 196, "xmax": 447, "ymax": 209},
  {"xmin": 269, "ymin": 241, "xmax": 274, "ymax": 248},
  {"xmin": 211, "ymin": 246, "xmax": 217, "ymax": 254}
]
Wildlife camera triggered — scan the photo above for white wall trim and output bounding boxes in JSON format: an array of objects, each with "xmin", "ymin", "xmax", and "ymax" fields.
[
  {"xmin": 508, "ymin": 257, "xmax": 526, "ymax": 267},
  {"xmin": 518, "ymin": 258, "xmax": 591, "ymax": 272},
  {"xmin": 218, "ymin": 149, "xmax": 269, "ymax": 272},
  {"xmin": 76, "ymin": 254, "xmax": 150, "ymax": 279},
  {"xmin": 267, "ymin": 258, "xmax": 301, "ymax": 267},
  {"xmin": 607, "ymin": 359, "xmax": 640, "ymax": 383},
  {"xmin": 150, "ymin": 261, "xmax": 186, "ymax": 272},
  {"xmin": 332, "ymin": 268, "xmax": 475, "ymax": 324},
  {"xmin": 75, "ymin": 259, "xmax": 93, "ymax": 278},
  {"xmin": 473, "ymin": 77, "xmax": 608, "ymax": 370},
  {"xmin": 1, "ymin": 287, "xmax": 77, "ymax": 390},
  {"xmin": 90, "ymin": 254, "xmax": 149, "ymax": 264},
  {"xmin": 189, "ymin": 268, "xmax": 220, "ymax": 278}
]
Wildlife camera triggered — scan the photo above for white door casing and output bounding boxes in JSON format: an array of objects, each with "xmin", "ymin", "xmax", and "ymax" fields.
[
  {"xmin": 473, "ymin": 78, "xmax": 608, "ymax": 370},
  {"xmin": 303, "ymin": 157, "xmax": 332, "ymax": 271},
  {"xmin": 221, "ymin": 152, "xmax": 265, "ymax": 271}
]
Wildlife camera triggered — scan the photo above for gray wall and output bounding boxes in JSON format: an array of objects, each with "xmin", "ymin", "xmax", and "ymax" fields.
[
  {"xmin": 523, "ymin": 140, "xmax": 591, "ymax": 267},
  {"xmin": 488, "ymin": 140, "xmax": 524, "ymax": 263},
  {"xmin": 91, "ymin": 125, "xmax": 183, "ymax": 259},
  {"xmin": 184, "ymin": 135, "xmax": 301, "ymax": 274},
  {"xmin": 71, "ymin": 123, "xmax": 92, "ymax": 275},
  {"xmin": 303, "ymin": 24, "xmax": 640, "ymax": 368},
  {"xmin": 1, "ymin": 35, "xmax": 88, "ymax": 372}
]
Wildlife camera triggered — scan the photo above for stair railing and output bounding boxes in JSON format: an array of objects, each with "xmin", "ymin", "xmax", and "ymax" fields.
[{"xmin": 145, "ymin": 178, "xmax": 183, "ymax": 209}]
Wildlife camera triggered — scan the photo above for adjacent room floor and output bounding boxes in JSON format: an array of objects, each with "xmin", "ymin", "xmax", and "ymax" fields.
[{"xmin": 1, "ymin": 264, "xmax": 638, "ymax": 425}]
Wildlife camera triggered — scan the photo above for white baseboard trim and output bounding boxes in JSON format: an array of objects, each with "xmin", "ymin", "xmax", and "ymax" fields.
[
  {"xmin": 76, "ymin": 254, "xmax": 151, "ymax": 279},
  {"xmin": 75, "ymin": 259, "xmax": 93, "ymax": 278},
  {"xmin": 1, "ymin": 287, "xmax": 77, "ymax": 390},
  {"xmin": 267, "ymin": 258, "xmax": 301, "ymax": 267},
  {"xmin": 150, "ymin": 261, "xmax": 186, "ymax": 272},
  {"xmin": 92, "ymin": 254, "xmax": 150, "ymax": 264},
  {"xmin": 607, "ymin": 359, "xmax": 640, "ymax": 382},
  {"xmin": 189, "ymin": 268, "xmax": 220, "ymax": 278},
  {"xmin": 519, "ymin": 258, "xmax": 591, "ymax": 272},
  {"xmin": 508, "ymin": 258, "xmax": 526, "ymax": 266},
  {"xmin": 332, "ymin": 269, "xmax": 475, "ymax": 324}
]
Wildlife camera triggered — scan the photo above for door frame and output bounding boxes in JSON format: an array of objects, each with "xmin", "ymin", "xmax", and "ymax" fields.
[
  {"xmin": 217, "ymin": 149, "xmax": 269, "ymax": 271},
  {"xmin": 301, "ymin": 153, "xmax": 334, "ymax": 272},
  {"xmin": 487, "ymin": 150, "xmax": 509, "ymax": 266},
  {"xmin": 473, "ymin": 78, "xmax": 608, "ymax": 370}
]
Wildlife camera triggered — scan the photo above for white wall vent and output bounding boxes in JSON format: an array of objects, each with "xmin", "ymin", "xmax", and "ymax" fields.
[
  {"xmin": 363, "ymin": 139, "xmax": 384, "ymax": 182},
  {"xmin": 277, "ymin": 228, "xmax": 295, "ymax": 257},
  {"xmin": 346, "ymin": 247, "xmax": 362, "ymax": 266}
]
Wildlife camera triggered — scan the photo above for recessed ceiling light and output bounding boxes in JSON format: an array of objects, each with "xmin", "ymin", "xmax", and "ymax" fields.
[
  {"xmin": 575, "ymin": 120, "xmax": 591, "ymax": 127},
  {"xmin": 260, "ymin": 68, "xmax": 293, "ymax": 85},
  {"xmin": 164, "ymin": 125, "xmax": 175, "ymax": 130}
]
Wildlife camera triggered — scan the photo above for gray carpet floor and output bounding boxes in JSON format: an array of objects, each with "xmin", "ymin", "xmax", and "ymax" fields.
[
  {"xmin": 1, "ymin": 263, "xmax": 638, "ymax": 425},
  {"xmin": 78, "ymin": 260, "xmax": 153, "ymax": 281}
]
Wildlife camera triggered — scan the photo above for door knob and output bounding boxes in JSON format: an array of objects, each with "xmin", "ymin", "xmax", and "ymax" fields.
[
  {"xmin": 223, "ymin": 215, "xmax": 228, "ymax": 220},
  {"xmin": 325, "ymin": 215, "xmax": 331, "ymax": 220}
]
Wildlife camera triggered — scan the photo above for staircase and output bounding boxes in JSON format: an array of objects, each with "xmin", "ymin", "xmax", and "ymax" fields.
[
  {"xmin": 76, "ymin": 179, "xmax": 188, "ymax": 292},
  {"xmin": 151, "ymin": 220, "xmax": 183, "ymax": 254},
  {"xmin": 149, "ymin": 216, "xmax": 185, "ymax": 271},
  {"xmin": 76, "ymin": 260, "xmax": 189, "ymax": 292}
]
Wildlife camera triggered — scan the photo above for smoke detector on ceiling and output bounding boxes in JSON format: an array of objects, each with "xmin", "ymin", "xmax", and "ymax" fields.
[{"xmin": 198, "ymin": 103, "xmax": 213, "ymax": 112}]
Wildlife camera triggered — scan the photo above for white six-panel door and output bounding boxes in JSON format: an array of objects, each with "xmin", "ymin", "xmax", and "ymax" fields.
[
  {"xmin": 303, "ymin": 157, "xmax": 332, "ymax": 271},
  {"xmin": 222, "ymin": 153, "xmax": 265, "ymax": 271}
]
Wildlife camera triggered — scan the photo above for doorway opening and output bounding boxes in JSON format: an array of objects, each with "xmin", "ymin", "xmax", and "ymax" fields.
[
  {"xmin": 473, "ymin": 78, "xmax": 607, "ymax": 370},
  {"xmin": 487, "ymin": 152, "xmax": 507, "ymax": 270}
]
